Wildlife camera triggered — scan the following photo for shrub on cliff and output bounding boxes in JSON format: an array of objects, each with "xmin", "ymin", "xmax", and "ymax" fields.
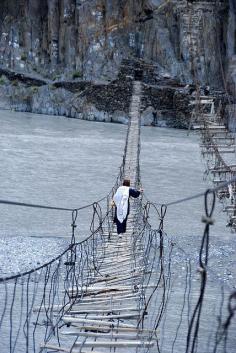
[{"xmin": 72, "ymin": 71, "xmax": 82, "ymax": 79}]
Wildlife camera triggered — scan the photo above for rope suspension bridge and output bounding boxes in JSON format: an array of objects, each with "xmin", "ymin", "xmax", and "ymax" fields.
[
  {"xmin": 0, "ymin": 80, "xmax": 235, "ymax": 353},
  {"xmin": 191, "ymin": 92, "xmax": 236, "ymax": 231}
]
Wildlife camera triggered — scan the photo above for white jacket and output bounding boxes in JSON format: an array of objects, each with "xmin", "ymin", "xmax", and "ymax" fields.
[{"xmin": 113, "ymin": 186, "xmax": 129, "ymax": 223}]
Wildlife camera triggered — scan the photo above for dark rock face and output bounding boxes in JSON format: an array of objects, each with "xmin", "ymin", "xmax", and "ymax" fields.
[
  {"xmin": 0, "ymin": 0, "xmax": 234, "ymax": 128},
  {"xmin": 141, "ymin": 85, "xmax": 191, "ymax": 128},
  {"xmin": 0, "ymin": 59, "xmax": 192, "ymax": 128},
  {"xmin": 0, "ymin": 0, "xmax": 232, "ymax": 87}
]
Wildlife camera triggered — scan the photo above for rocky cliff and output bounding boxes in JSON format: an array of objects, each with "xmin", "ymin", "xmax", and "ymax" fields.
[{"xmin": 0, "ymin": 0, "xmax": 234, "ymax": 127}]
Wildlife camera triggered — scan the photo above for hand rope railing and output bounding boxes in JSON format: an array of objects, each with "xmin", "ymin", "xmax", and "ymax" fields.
[
  {"xmin": 0, "ymin": 211, "xmax": 107, "ymax": 352},
  {"xmin": 137, "ymin": 188, "xmax": 236, "ymax": 353},
  {"xmin": 0, "ymin": 196, "xmax": 107, "ymax": 212}
]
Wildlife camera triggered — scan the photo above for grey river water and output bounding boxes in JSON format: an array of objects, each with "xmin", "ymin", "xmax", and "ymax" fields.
[
  {"xmin": 0, "ymin": 110, "xmax": 236, "ymax": 353},
  {"xmin": 0, "ymin": 110, "xmax": 235, "ymax": 278}
]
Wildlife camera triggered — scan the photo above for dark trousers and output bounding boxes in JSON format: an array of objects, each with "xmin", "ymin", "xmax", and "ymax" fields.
[
  {"xmin": 115, "ymin": 218, "xmax": 128, "ymax": 234},
  {"xmin": 114, "ymin": 206, "xmax": 129, "ymax": 234}
]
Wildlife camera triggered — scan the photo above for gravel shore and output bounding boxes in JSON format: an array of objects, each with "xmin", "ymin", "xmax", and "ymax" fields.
[{"xmin": 0, "ymin": 235, "xmax": 69, "ymax": 277}]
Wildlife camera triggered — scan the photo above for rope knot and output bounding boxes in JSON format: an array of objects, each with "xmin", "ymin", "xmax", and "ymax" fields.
[
  {"xmin": 201, "ymin": 215, "xmax": 214, "ymax": 225},
  {"xmin": 197, "ymin": 266, "xmax": 206, "ymax": 273}
]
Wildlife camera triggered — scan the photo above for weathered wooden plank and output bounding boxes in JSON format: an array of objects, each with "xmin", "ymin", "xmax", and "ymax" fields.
[
  {"xmin": 86, "ymin": 271, "xmax": 145, "ymax": 284},
  {"xmin": 70, "ymin": 291, "xmax": 140, "ymax": 301},
  {"xmin": 65, "ymin": 313, "xmax": 142, "ymax": 320},
  {"xmin": 61, "ymin": 330, "xmax": 156, "ymax": 340},
  {"xmin": 41, "ymin": 344, "xmax": 104, "ymax": 353},
  {"xmin": 202, "ymin": 149, "xmax": 235, "ymax": 153},
  {"xmin": 74, "ymin": 295, "xmax": 140, "ymax": 304},
  {"xmin": 71, "ymin": 324, "xmax": 158, "ymax": 334},
  {"xmin": 62, "ymin": 317, "xmax": 137, "ymax": 328},
  {"xmin": 68, "ymin": 307, "xmax": 140, "ymax": 314},
  {"xmin": 200, "ymin": 145, "xmax": 236, "ymax": 148},
  {"xmin": 74, "ymin": 340, "xmax": 154, "ymax": 348},
  {"xmin": 194, "ymin": 125, "xmax": 226, "ymax": 130},
  {"xmin": 67, "ymin": 284, "xmax": 142, "ymax": 293}
]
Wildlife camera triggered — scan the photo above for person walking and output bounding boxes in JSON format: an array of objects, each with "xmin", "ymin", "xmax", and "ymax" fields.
[{"xmin": 113, "ymin": 179, "xmax": 143, "ymax": 236}]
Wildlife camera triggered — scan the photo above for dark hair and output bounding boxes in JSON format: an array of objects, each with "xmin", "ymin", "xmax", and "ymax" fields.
[{"xmin": 123, "ymin": 179, "xmax": 130, "ymax": 187}]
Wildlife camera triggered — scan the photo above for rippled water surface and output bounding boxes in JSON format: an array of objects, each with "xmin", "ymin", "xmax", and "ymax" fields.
[
  {"xmin": 0, "ymin": 110, "xmax": 235, "ymax": 276},
  {"xmin": 0, "ymin": 110, "xmax": 236, "ymax": 353},
  {"xmin": 141, "ymin": 126, "xmax": 228, "ymax": 238},
  {"xmin": 0, "ymin": 111, "xmax": 126, "ymax": 240}
]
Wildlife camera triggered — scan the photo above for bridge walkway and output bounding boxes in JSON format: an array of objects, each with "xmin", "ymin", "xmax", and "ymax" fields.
[
  {"xmin": 191, "ymin": 94, "xmax": 236, "ymax": 230},
  {"xmin": 42, "ymin": 81, "xmax": 156, "ymax": 352}
]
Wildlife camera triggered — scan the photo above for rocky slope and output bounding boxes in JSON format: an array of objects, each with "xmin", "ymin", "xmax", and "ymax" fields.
[
  {"xmin": 0, "ymin": 0, "xmax": 235, "ymax": 127},
  {"xmin": 0, "ymin": 59, "xmax": 194, "ymax": 128}
]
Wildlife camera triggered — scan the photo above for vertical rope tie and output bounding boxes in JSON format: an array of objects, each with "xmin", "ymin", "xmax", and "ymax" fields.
[{"xmin": 186, "ymin": 189, "xmax": 215, "ymax": 353}]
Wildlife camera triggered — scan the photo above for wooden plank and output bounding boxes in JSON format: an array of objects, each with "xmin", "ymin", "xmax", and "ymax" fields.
[
  {"xmin": 61, "ymin": 330, "xmax": 157, "ymax": 340},
  {"xmin": 71, "ymin": 324, "xmax": 158, "ymax": 334},
  {"xmin": 210, "ymin": 169, "xmax": 235, "ymax": 173},
  {"xmin": 78, "ymin": 292, "xmax": 141, "ymax": 301},
  {"xmin": 63, "ymin": 317, "xmax": 137, "ymax": 328},
  {"xmin": 68, "ymin": 307, "xmax": 140, "ymax": 314},
  {"xmin": 87, "ymin": 271, "xmax": 145, "ymax": 284},
  {"xmin": 35, "ymin": 303, "xmax": 139, "ymax": 313},
  {"xmin": 67, "ymin": 304, "xmax": 138, "ymax": 311},
  {"xmin": 67, "ymin": 285, "xmax": 142, "ymax": 293},
  {"xmin": 194, "ymin": 125, "xmax": 226, "ymax": 130},
  {"xmin": 213, "ymin": 180, "xmax": 227, "ymax": 183},
  {"xmin": 202, "ymin": 149, "xmax": 235, "ymax": 154},
  {"xmin": 85, "ymin": 277, "xmax": 141, "ymax": 286},
  {"xmin": 224, "ymin": 206, "xmax": 236, "ymax": 210},
  {"xmin": 65, "ymin": 313, "xmax": 142, "ymax": 320},
  {"xmin": 211, "ymin": 137, "xmax": 235, "ymax": 140},
  {"xmin": 41, "ymin": 345, "xmax": 104, "ymax": 353},
  {"xmin": 100, "ymin": 276, "xmax": 142, "ymax": 285},
  {"xmin": 190, "ymin": 99, "xmax": 214, "ymax": 104},
  {"xmin": 74, "ymin": 340, "xmax": 154, "ymax": 348},
  {"xmin": 71, "ymin": 291, "xmax": 140, "ymax": 300},
  {"xmin": 99, "ymin": 265, "xmax": 145, "ymax": 273},
  {"xmin": 200, "ymin": 144, "xmax": 233, "ymax": 149}
]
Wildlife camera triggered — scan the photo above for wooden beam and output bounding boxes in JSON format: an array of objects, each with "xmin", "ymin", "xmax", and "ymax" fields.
[
  {"xmin": 65, "ymin": 313, "xmax": 142, "ymax": 320},
  {"xmin": 61, "ymin": 330, "xmax": 156, "ymax": 340},
  {"xmin": 71, "ymin": 324, "xmax": 158, "ymax": 334},
  {"xmin": 62, "ymin": 317, "xmax": 137, "ymax": 328},
  {"xmin": 68, "ymin": 307, "xmax": 140, "ymax": 314},
  {"xmin": 74, "ymin": 340, "xmax": 154, "ymax": 348}
]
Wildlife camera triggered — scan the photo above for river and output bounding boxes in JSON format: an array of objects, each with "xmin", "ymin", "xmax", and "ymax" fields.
[
  {"xmin": 0, "ymin": 110, "xmax": 235, "ymax": 353},
  {"xmin": 0, "ymin": 110, "xmax": 235, "ymax": 277}
]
